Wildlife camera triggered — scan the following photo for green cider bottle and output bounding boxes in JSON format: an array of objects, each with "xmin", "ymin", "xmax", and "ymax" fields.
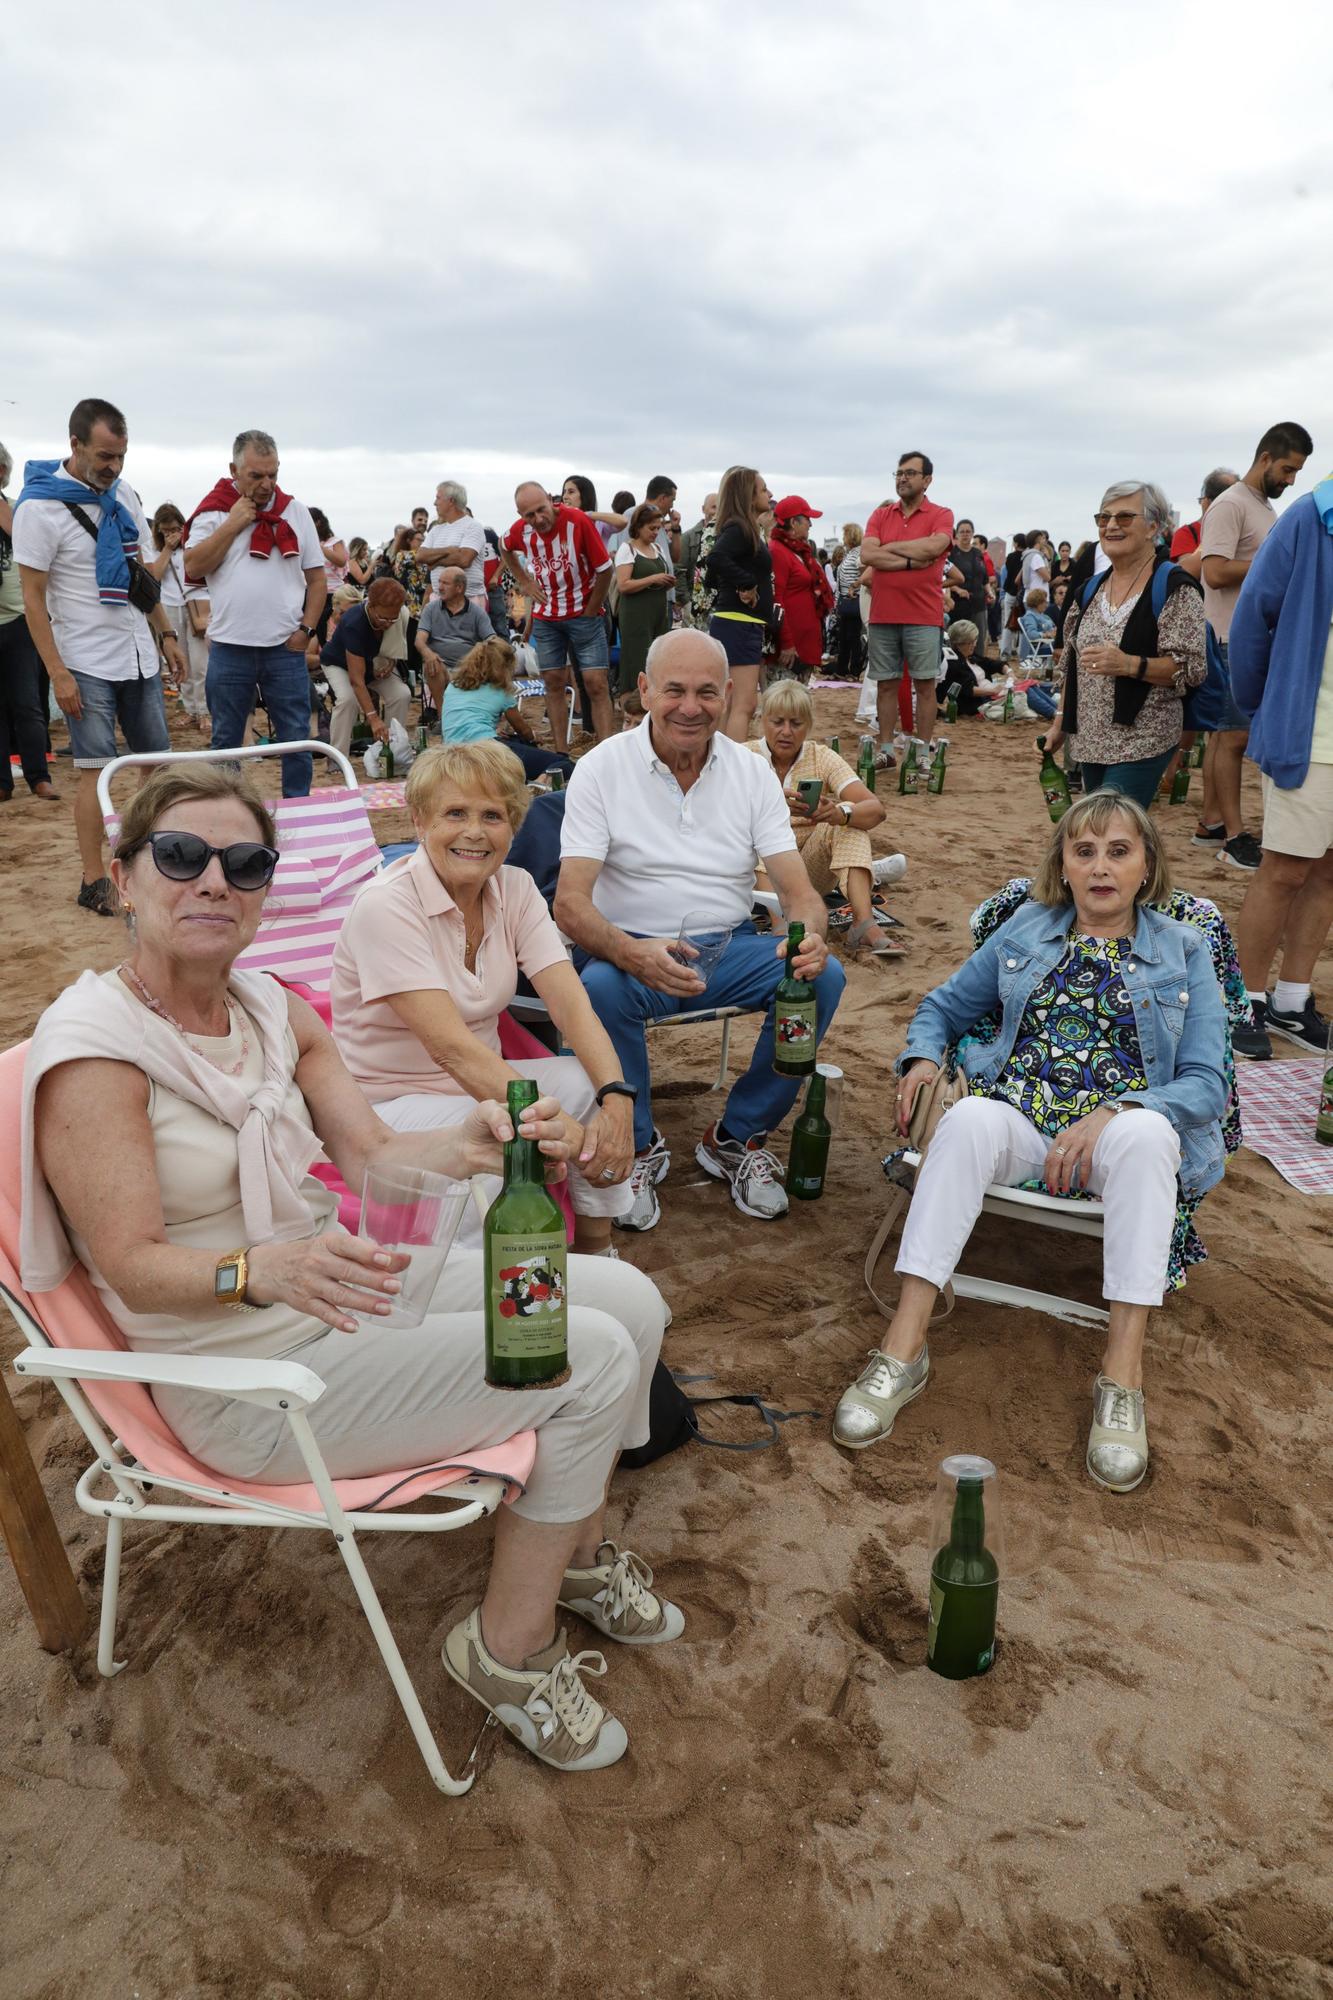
[
  {"xmin": 484, "ymin": 1079, "xmax": 570, "ymax": 1388},
  {"xmin": 857, "ymin": 734, "xmax": 877, "ymax": 791},
  {"xmin": 1169, "ymin": 764, "xmax": 1190, "ymax": 804},
  {"xmin": 548, "ymin": 767, "xmax": 565, "ymax": 792},
  {"xmin": 927, "ymin": 738, "xmax": 948, "ymax": 795},
  {"xmin": 897, "ymin": 738, "xmax": 920, "ymax": 795},
  {"xmin": 1002, "ymin": 680, "xmax": 1015, "ymax": 724},
  {"xmin": 829, "ymin": 734, "xmax": 841, "ymax": 756},
  {"xmin": 1316, "ymin": 1025, "xmax": 1333, "ymax": 1146},
  {"xmin": 946, "ymin": 690, "xmax": 959, "ymax": 725},
  {"xmin": 383, "ymin": 737, "xmax": 396, "ymax": 781},
  {"xmin": 927, "ymin": 1472, "xmax": 1000, "ymax": 1680},
  {"xmin": 415, "ymin": 722, "xmax": 429, "ymax": 754},
  {"xmin": 1037, "ymin": 736, "xmax": 1071, "ymax": 824},
  {"xmin": 787, "ymin": 1064, "xmax": 833, "ymax": 1199},
  {"xmin": 773, "ymin": 922, "xmax": 817, "ymax": 1078},
  {"xmin": 1191, "ymin": 735, "xmax": 1206, "ymax": 768}
]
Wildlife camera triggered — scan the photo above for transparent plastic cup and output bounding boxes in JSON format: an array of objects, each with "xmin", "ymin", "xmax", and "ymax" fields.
[
  {"xmin": 814, "ymin": 1061, "xmax": 844, "ymax": 1131},
  {"xmin": 358, "ymin": 1162, "xmax": 470, "ymax": 1330},
  {"xmin": 926, "ymin": 1454, "xmax": 1004, "ymax": 1680},
  {"xmin": 672, "ymin": 911, "xmax": 734, "ymax": 987}
]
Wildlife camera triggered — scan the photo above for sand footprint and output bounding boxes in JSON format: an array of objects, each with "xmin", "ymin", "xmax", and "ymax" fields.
[{"xmin": 313, "ymin": 1854, "xmax": 398, "ymax": 1938}]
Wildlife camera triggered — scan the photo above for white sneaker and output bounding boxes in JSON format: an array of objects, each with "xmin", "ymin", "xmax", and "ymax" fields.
[
  {"xmin": 695, "ymin": 1124, "xmax": 789, "ymax": 1220},
  {"xmin": 441, "ymin": 1609, "xmax": 627, "ymax": 1771},
  {"xmin": 614, "ymin": 1128, "xmax": 669, "ymax": 1232},
  {"xmin": 559, "ymin": 1541, "xmax": 685, "ymax": 1644},
  {"xmin": 872, "ymin": 854, "xmax": 907, "ymax": 886}
]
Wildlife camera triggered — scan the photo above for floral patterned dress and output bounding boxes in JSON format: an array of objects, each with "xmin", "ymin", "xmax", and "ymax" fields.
[{"xmin": 981, "ymin": 934, "xmax": 1148, "ymax": 1137}]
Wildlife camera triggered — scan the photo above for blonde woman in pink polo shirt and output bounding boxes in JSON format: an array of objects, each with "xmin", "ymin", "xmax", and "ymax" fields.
[{"xmin": 331, "ymin": 740, "xmax": 641, "ymax": 1259}]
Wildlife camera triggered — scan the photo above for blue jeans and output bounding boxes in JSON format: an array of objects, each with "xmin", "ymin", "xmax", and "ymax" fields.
[
  {"xmin": 530, "ymin": 615, "xmax": 609, "ymax": 677},
  {"xmin": 1078, "ymin": 748, "xmax": 1175, "ymax": 810},
  {"xmin": 66, "ymin": 669, "xmax": 169, "ymax": 767},
  {"xmin": 1025, "ymin": 684, "xmax": 1059, "ymax": 721},
  {"xmin": 577, "ymin": 922, "xmax": 846, "ymax": 1152},
  {"xmin": 207, "ymin": 641, "xmax": 315, "ymax": 796}
]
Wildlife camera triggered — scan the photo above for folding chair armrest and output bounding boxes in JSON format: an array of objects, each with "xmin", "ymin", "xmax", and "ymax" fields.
[{"xmin": 12, "ymin": 1348, "xmax": 326, "ymax": 1410}]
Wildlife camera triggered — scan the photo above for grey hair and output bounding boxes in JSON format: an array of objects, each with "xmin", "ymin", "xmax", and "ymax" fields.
[
  {"xmin": 0, "ymin": 438, "xmax": 11, "ymax": 480},
  {"xmin": 1201, "ymin": 467, "xmax": 1239, "ymax": 503},
  {"xmin": 232, "ymin": 428, "xmax": 278, "ymax": 465},
  {"xmin": 1099, "ymin": 480, "xmax": 1173, "ymax": 533},
  {"xmin": 644, "ymin": 628, "xmax": 729, "ymax": 682},
  {"xmin": 436, "ymin": 479, "xmax": 468, "ymax": 510}
]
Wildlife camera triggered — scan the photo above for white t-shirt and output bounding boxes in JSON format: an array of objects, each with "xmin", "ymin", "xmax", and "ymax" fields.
[
  {"xmin": 185, "ymin": 495, "xmax": 322, "ymax": 647},
  {"xmin": 158, "ymin": 548, "xmax": 187, "ymax": 609},
  {"xmin": 12, "ymin": 471, "xmax": 159, "ymax": 683},
  {"xmin": 421, "ymin": 514, "xmax": 488, "ymax": 601},
  {"xmin": 559, "ymin": 723, "xmax": 796, "ymax": 933},
  {"xmin": 1020, "ymin": 548, "xmax": 1049, "ymax": 595}
]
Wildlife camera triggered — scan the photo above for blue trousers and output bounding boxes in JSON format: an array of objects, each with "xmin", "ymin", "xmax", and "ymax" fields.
[
  {"xmin": 207, "ymin": 640, "xmax": 315, "ymax": 796},
  {"xmin": 577, "ymin": 923, "xmax": 846, "ymax": 1152},
  {"xmin": 1078, "ymin": 748, "xmax": 1175, "ymax": 810}
]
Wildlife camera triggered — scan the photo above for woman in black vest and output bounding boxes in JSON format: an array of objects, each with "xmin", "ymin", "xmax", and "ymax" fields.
[{"xmin": 1043, "ymin": 483, "xmax": 1205, "ymax": 809}]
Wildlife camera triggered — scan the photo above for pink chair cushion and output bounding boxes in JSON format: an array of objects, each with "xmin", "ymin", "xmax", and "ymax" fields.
[{"xmin": 0, "ymin": 1042, "xmax": 535, "ymax": 1512}]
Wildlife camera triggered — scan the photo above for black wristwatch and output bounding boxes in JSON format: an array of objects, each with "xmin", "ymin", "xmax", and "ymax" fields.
[
  {"xmin": 1136, "ymin": 655, "xmax": 1149, "ymax": 680},
  {"xmin": 594, "ymin": 1081, "xmax": 638, "ymax": 1108},
  {"xmin": 297, "ymin": 622, "xmax": 315, "ymax": 640}
]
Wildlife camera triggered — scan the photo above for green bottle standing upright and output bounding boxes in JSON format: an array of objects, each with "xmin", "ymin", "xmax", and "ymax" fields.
[
  {"xmin": 1317, "ymin": 1023, "xmax": 1333, "ymax": 1146},
  {"xmin": 1037, "ymin": 737, "xmax": 1071, "ymax": 823},
  {"xmin": 383, "ymin": 739, "xmax": 396, "ymax": 781},
  {"xmin": 548, "ymin": 767, "xmax": 565, "ymax": 791},
  {"xmin": 857, "ymin": 734, "xmax": 877, "ymax": 791},
  {"xmin": 1169, "ymin": 764, "xmax": 1190, "ymax": 804},
  {"xmin": 773, "ymin": 922, "xmax": 817, "ymax": 1077},
  {"xmin": 829, "ymin": 735, "xmax": 841, "ymax": 756},
  {"xmin": 1191, "ymin": 735, "xmax": 1206, "ymax": 768},
  {"xmin": 415, "ymin": 723, "xmax": 429, "ymax": 754},
  {"xmin": 787, "ymin": 1063, "xmax": 836, "ymax": 1199},
  {"xmin": 484, "ymin": 1079, "xmax": 569, "ymax": 1388},
  {"xmin": 1002, "ymin": 679, "xmax": 1015, "ymax": 724},
  {"xmin": 926, "ymin": 1454, "xmax": 1002, "ymax": 1681},
  {"xmin": 898, "ymin": 738, "xmax": 920, "ymax": 795},
  {"xmin": 927, "ymin": 738, "xmax": 948, "ymax": 795},
  {"xmin": 946, "ymin": 691, "xmax": 959, "ymax": 725}
]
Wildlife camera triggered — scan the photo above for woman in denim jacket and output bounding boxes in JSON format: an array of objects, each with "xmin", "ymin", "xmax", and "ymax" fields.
[{"xmin": 835, "ymin": 792, "xmax": 1228, "ymax": 1492}]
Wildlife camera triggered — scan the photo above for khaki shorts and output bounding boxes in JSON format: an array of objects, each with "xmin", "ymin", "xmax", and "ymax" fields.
[{"xmin": 1261, "ymin": 764, "xmax": 1333, "ymax": 859}]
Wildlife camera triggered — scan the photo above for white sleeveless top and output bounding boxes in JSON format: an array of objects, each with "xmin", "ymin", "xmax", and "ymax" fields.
[{"xmin": 66, "ymin": 973, "xmax": 338, "ymax": 1359}]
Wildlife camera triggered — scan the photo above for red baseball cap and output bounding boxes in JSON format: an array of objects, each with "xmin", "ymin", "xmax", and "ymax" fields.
[{"xmin": 773, "ymin": 495, "xmax": 822, "ymax": 523}]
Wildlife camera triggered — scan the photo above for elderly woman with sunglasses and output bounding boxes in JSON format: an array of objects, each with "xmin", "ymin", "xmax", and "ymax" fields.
[
  {"xmin": 21, "ymin": 763, "xmax": 678, "ymax": 1776},
  {"xmin": 1042, "ymin": 482, "xmax": 1206, "ymax": 809}
]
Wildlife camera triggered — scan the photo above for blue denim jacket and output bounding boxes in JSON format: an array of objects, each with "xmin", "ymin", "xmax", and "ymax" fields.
[{"xmin": 900, "ymin": 901, "xmax": 1229, "ymax": 1197}]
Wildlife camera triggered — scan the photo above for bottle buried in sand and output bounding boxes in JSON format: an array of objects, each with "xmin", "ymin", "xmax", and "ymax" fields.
[
  {"xmin": 1169, "ymin": 764, "xmax": 1190, "ymax": 805},
  {"xmin": 1317, "ymin": 1022, "xmax": 1333, "ymax": 1146},
  {"xmin": 1037, "ymin": 736, "xmax": 1071, "ymax": 823},
  {"xmin": 484, "ymin": 1078, "xmax": 570, "ymax": 1388},
  {"xmin": 927, "ymin": 738, "xmax": 948, "ymax": 795},
  {"xmin": 787, "ymin": 1062, "xmax": 841, "ymax": 1200},
  {"xmin": 773, "ymin": 921, "xmax": 817, "ymax": 1077},
  {"xmin": 1002, "ymin": 677, "xmax": 1015, "ymax": 724},
  {"xmin": 857, "ymin": 733, "xmax": 877, "ymax": 791},
  {"xmin": 926, "ymin": 1454, "xmax": 1003, "ymax": 1680}
]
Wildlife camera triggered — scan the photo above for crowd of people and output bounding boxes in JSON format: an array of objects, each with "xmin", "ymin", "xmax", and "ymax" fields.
[{"xmin": 8, "ymin": 393, "xmax": 1333, "ymax": 1774}]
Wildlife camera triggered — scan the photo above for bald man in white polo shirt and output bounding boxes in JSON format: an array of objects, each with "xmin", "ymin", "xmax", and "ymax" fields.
[{"xmin": 555, "ymin": 628, "xmax": 845, "ymax": 1229}]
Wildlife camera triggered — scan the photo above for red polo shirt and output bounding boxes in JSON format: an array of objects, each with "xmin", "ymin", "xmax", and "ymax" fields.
[{"xmin": 865, "ymin": 497, "xmax": 955, "ymax": 627}]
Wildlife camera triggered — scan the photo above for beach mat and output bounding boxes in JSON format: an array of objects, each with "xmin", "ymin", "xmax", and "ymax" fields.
[{"xmin": 1235, "ymin": 1055, "xmax": 1333, "ymax": 1193}]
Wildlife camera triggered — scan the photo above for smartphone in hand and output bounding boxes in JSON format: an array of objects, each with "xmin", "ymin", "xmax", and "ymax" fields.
[{"xmin": 797, "ymin": 778, "xmax": 823, "ymax": 812}]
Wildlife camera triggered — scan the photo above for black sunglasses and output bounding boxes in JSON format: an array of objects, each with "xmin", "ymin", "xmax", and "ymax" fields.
[{"xmin": 145, "ymin": 830, "xmax": 279, "ymax": 891}]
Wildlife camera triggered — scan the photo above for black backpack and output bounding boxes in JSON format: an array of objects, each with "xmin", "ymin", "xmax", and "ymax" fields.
[{"xmin": 619, "ymin": 1360, "xmax": 820, "ymax": 1468}]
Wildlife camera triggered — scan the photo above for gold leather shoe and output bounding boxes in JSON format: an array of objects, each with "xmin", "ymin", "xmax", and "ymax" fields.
[
  {"xmin": 1086, "ymin": 1374, "xmax": 1149, "ymax": 1492},
  {"xmin": 833, "ymin": 1344, "xmax": 929, "ymax": 1449}
]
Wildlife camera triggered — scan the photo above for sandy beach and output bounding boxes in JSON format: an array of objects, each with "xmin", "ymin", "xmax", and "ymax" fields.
[{"xmin": 2, "ymin": 695, "xmax": 1331, "ymax": 2000}]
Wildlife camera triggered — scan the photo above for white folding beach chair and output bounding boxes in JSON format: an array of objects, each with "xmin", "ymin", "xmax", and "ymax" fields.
[
  {"xmin": 98, "ymin": 741, "xmax": 383, "ymax": 998},
  {"xmin": 0, "ymin": 1040, "xmax": 536, "ymax": 1795}
]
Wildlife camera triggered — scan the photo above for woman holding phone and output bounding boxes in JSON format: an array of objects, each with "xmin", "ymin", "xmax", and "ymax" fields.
[{"xmin": 746, "ymin": 681, "xmax": 905, "ymax": 957}]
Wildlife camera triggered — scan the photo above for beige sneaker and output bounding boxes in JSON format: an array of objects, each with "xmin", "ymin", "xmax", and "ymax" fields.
[
  {"xmin": 832, "ymin": 1343, "xmax": 930, "ymax": 1448},
  {"xmin": 442, "ymin": 1607, "xmax": 627, "ymax": 1770},
  {"xmin": 559, "ymin": 1540, "xmax": 685, "ymax": 1645},
  {"xmin": 1086, "ymin": 1375, "xmax": 1149, "ymax": 1492}
]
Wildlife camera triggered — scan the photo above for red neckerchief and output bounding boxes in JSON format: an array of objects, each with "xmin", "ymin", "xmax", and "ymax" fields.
[
  {"xmin": 185, "ymin": 478, "xmax": 300, "ymax": 564},
  {"xmin": 773, "ymin": 526, "xmax": 835, "ymax": 615}
]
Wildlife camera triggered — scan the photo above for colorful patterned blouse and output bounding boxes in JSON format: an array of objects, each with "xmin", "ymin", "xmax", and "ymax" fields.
[{"xmin": 980, "ymin": 933, "xmax": 1148, "ymax": 1136}]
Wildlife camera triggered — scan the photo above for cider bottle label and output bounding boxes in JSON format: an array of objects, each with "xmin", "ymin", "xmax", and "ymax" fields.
[
  {"xmin": 776, "ymin": 999, "xmax": 817, "ymax": 1058},
  {"xmin": 487, "ymin": 1236, "xmax": 568, "ymax": 1360}
]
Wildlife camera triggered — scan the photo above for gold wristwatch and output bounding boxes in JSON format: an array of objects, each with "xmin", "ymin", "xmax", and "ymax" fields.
[{"xmin": 214, "ymin": 1246, "xmax": 268, "ymax": 1313}]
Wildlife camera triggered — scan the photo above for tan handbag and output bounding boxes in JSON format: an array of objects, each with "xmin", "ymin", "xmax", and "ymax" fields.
[{"xmin": 864, "ymin": 1058, "xmax": 966, "ymax": 1322}]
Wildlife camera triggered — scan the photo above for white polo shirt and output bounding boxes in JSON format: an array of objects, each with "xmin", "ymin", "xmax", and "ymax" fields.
[
  {"xmin": 560, "ymin": 722, "xmax": 795, "ymax": 933},
  {"xmin": 185, "ymin": 494, "xmax": 323, "ymax": 647},
  {"xmin": 421, "ymin": 513, "xmax": 488, "ymax": 602},
  {"xmin": 12, "ymin": 471, "xmax": 158, "ymax": 682}
]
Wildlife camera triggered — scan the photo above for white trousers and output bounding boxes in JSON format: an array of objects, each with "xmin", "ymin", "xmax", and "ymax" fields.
[
  {"xmin": 324, "ymin": 664, "xmax": 412, "ymax": 756},
  {"xmin": 155, "ymin": 1250, "xmax": 664, "ymax": 1522},
  {"xmin": 377, "ymin": 1055, "xmax": 634, "ymax": 1244},
  {"xmin": 167, "ymin": 606, "xmax": 210, "ymax": 721},
  {"xmin": 897, "ymin": 1095, "xmax": 1181, "ymax": 1307}
]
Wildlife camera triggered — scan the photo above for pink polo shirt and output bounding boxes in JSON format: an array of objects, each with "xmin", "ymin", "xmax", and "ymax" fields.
[{"xmin": 330, "ymin": 845, "xmax": 568, "ymax": 1101}]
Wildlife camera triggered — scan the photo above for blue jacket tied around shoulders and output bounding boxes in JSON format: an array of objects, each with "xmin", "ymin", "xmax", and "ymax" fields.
[
  {"xmin": 899, "ymin": 901, "xmax": 1229, "ymax": 1200},
  {"xmin": 1229, "ymin": 490, "xmax": 1333, "ymax": 789}
]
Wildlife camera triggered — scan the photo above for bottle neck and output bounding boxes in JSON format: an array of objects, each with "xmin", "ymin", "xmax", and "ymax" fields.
[
  {"xmin": 804, "ymin": 1071, "xmax": 827, "ymax": 1117},
  {"xmin": 949, "ymin": 1478, "xmax": 987, "ymax": 1555},
  {"xmin": 504, "ymin": 1134, "xmax": 544, "ymax": 1186}
]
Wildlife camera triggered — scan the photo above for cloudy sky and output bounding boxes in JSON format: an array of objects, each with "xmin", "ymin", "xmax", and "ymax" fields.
[{"xmin": 7, "ymin": 0, "xmax": 1332, "ymax": 546}]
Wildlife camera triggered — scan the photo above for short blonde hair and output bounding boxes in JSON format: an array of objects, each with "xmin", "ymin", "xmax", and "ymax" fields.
[
  {"xmin": 1032, "ymin": 790, "xmax": 1171, "ymax": 907},
  {"xmin": 1024, "ymin": 587, "xmax": 1049, "ymax": 610},
  {"xmin": 842, "ymin": 522, "xmax": 863, "ymax": 548},
  {"xmin": 405, "ymin": 741, "xmax": 531, "ymax": 831},
  {"xmin": 759, "ymin": 679, "xmax": 814, "ymax": 725}
]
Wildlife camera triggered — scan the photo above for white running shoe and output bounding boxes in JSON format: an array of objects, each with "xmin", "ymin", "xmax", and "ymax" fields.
[
  {"xmin": 872, "ymin": 854, "xmax": 908, "ymax": 886},
  {"xmin": 614, "ymin": 1128, "xmax": 670, "ymax": 1232}
]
